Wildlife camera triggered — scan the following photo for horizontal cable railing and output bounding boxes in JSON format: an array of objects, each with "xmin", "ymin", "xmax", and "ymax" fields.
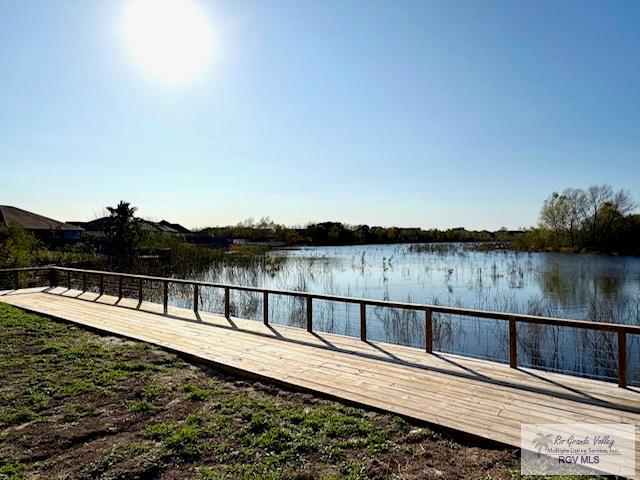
[{"xmin": 1, "ymin": 266, "xmax": 639, "ymax": 388}]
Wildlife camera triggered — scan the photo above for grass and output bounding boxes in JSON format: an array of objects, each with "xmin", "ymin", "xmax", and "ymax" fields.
[{"xmin": 0, "ymin": 302, "xmax": 605, "ymax": 479}]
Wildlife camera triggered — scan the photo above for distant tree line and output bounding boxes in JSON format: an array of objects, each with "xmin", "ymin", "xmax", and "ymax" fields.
[
  {"xmin": 3, "ymin": 186, "xmax": 638, "ymax": 271},
  {"xmin": 514, "ymin": 184, "xmax": 639, "ymax": 254},
  {"xmin": 201, "ymin": 219, "xmax": 520, "ymax": 246}
]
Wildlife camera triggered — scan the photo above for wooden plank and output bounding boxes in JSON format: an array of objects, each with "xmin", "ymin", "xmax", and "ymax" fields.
[
  {"xmin": 1, "ymin": 289, "xmax": 639, "ymax": 457},
  {"xmin": 10, "ymin": 289, "xmax": 640, "ymax": 406},
  {"xmin": 13, "ymin": 289, "xmax": 640, "ymax": 404},
  {"xmin": 22, "ymin": 299, "xmax": 640, "ymax": 432},
  {"xmin": 7, "ymin": 292, "xmax": 640, "ymax": 463}
]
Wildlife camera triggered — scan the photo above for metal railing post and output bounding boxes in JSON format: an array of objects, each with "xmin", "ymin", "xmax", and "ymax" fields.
[
  {"xmin": 99, "ymin": 274, "xmax": 104, "ymax": 296},
  {"xmin": 14, "ymin": 271, "xmax": 19, "ymax": 290},
  {"xmin": 118, "ymin": 275, "xmax": 123, "ymax": 299},
  {"xmin": 224, "ymin": 287, "xmax": 230, "ymax": 318}
]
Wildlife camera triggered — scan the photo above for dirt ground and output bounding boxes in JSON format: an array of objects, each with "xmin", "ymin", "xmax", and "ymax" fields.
[{"xmin": 0, "ymin": 303, "xmax": 599, "ymax": 479}]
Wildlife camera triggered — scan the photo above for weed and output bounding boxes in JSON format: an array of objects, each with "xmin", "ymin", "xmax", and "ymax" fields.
[
  {"xmin": 8, "ymin": 407, "xmax": 37, "ymax": 425},
  {"xmin": 142, "ymin": 421, "xmax": 203, "ymax": 461},
  {"xmin": 183, "ymin": 382, "xmax": 219, "ymax": 401},
  {"xmin": 0, "ymin": 461, "xmax": 27, "ymax": 480},
  {"xmin": 197, "ymin": 467, "xmax": 228, "ymax": 479},
  {"xmin": 125, "ymin": 399, "xmax": 156, "ymax": 412}
]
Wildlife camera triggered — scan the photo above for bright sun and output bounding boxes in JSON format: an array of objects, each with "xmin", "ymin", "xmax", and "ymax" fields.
[{"xmin": 121, "ymin": 0, "xmax": 215, "ymax": 85}]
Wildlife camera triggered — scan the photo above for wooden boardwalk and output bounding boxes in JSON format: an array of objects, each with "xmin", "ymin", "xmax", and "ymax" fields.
[{"xmin": 1, "ymin": 287, "xmax": 639, "ymax": 466}]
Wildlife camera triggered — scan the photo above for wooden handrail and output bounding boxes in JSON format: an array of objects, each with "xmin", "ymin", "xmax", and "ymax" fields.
[
  {"xmin": 0, "ymin": 266, "xmax": 55, "ymax": 273},
  {"xmin": 40, "ymin": 266, "xmax": 640, "ymax": 334},
  {"xmin": 2, "ymin": 265, "xmax": 640, "ymax": 333},
  {"xmin": 1, "ymin": 265, "xmax": 637, "ymax": 387},
  {"xmin": 0, "ymin": 267, "xmax": 51, "ymax": 291}
]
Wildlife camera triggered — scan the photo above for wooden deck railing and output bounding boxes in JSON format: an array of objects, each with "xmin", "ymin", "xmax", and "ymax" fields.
[{"xmin": 2, "ymin": 266, "xmax": 639, "ymax": 388}]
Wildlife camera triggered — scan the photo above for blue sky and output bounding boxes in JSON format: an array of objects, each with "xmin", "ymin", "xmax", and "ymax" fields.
[{"xmin": 1, "ymin": 0, "xmax": 639, "ymax": 229}]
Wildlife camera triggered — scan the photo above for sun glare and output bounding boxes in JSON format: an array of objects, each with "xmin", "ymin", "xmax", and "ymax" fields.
[{"xmin": 121, "ymin": 0, "xmax": 215, "ymax": 85}]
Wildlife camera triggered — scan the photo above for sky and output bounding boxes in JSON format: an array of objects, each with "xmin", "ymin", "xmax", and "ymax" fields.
[{"xmin": 1, "ymin": 0, "xmax": 639, "ymax": 230}]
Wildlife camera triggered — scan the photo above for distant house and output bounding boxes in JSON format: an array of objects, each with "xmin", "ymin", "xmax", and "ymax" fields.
[
  {"xmin": 0, "ymin": 205, "xmax": 83, "ymax": 241},
  {"xmin": 67, "ymin": 216, "xmax": 231, "ymax": 247},
  {"xmin": 159, "ymin": 220, "xmax": 191, "ymax": 235},
  {"xmin": 67, "ymin": 217, "xmax": 109, "ymax": 237},
  {"xmin": 69, "ymin": 217, "xmax": 186, "ymax": 238},
  {"xmin": 139, "ymin": 220, "xmax": 182, "ymax": 236}
]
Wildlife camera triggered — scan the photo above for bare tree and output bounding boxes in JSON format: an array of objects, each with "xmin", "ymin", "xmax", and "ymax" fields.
[
  {"xmin": 612, "ymin": 189, "xmax": 637, "ymax": 216},
  {"xmin": 579, "ymin": 185, "xmax": 636, "ymax": 245}
]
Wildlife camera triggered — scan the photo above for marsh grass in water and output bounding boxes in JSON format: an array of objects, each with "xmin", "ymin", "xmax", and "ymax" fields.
[{"xmin": 152, "ymin": 244, "xmax": 640, "ymax": 385}]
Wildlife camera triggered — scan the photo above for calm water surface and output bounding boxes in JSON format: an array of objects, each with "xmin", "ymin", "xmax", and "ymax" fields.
[{"xmin": 173, "ymin": 244, "xmax": 640, "ymax": 385}]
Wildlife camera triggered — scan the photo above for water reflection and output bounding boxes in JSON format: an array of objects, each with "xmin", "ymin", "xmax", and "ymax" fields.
[{"xmin": 161, "ymin": 244, "xmax": 640, "ymax": 385}]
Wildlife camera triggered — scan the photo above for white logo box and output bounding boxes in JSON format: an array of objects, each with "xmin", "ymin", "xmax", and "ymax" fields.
[{"xmin": 521, "ymin": 423, "xmax": 636, "ymax": 478}]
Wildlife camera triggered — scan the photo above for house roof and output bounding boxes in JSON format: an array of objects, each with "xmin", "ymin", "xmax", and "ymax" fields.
[
  {"xmin": 140, "ymin": 220, "xmax": 179, "ymax": 234},
  {"xmin": 0, "ymin": 206, "xmax": 83, "ymax": 231},
  {"xmin": 67, "ymin": 217, "xmax": 109, "ymax": 231},
  {"xmin": 69, "ymin": 217, "xmax": 185, "ymax": 235},
  {"xmin": 159, "ymin": 220, "xmax": 191, "ymax": 234}
]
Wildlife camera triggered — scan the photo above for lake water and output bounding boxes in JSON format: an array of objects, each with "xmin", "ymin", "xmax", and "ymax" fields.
[{"xmin": 171, "ymin": 243, "xmax": 640, "ymax": 385}]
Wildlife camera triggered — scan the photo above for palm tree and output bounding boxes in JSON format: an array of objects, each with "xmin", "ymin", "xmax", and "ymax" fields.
[{"xmin": 105, "ymin": 201, "xmax": 140, "ymax": 269}]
